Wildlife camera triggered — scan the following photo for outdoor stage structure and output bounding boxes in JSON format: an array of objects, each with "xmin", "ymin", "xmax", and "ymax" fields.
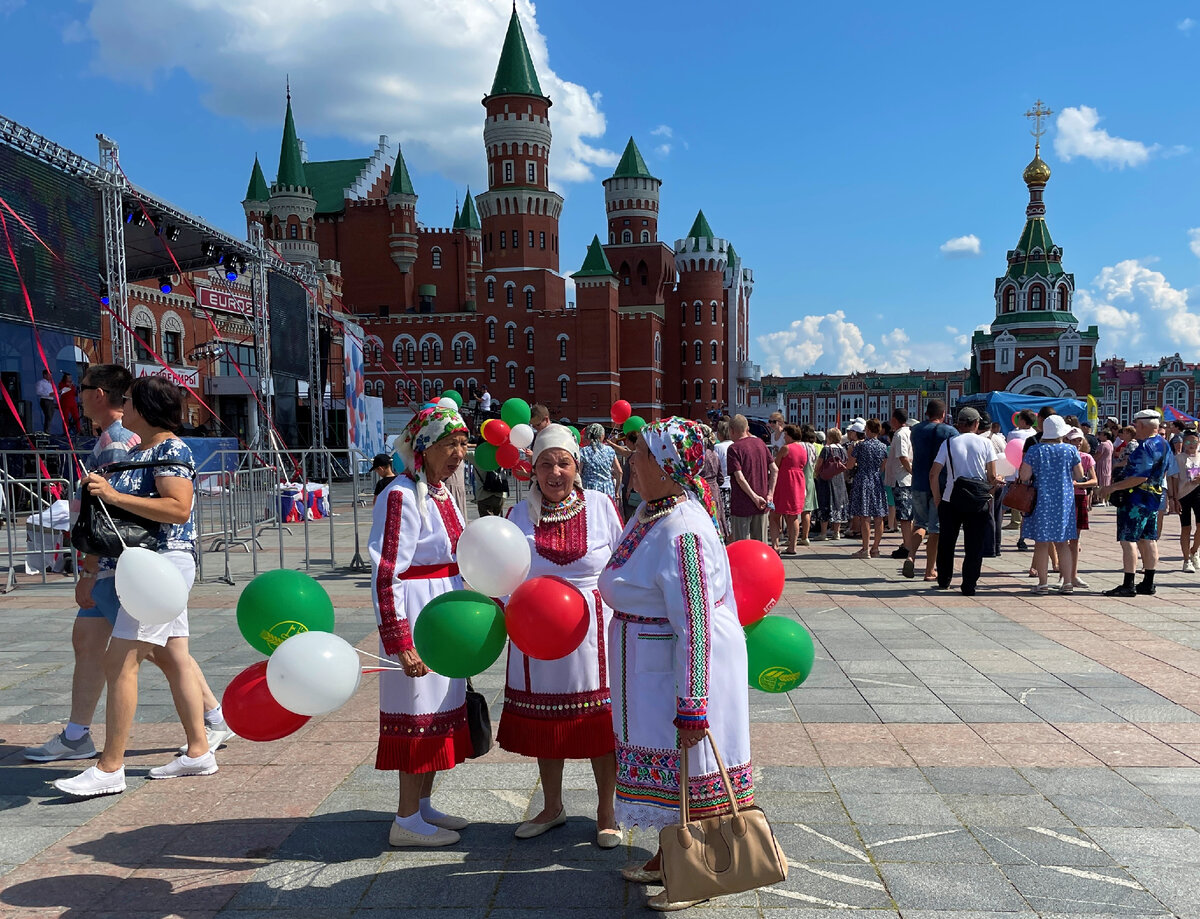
[{"xmin": 0, "ymin": 113, "xmax": 350, "ymax": 463}]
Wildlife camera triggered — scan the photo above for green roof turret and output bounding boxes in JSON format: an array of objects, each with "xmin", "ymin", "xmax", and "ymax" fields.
[
  {"xmin": 489, "ymin": 8, "xmax": 544, "ymax": 98},
  {"xmin": 571, "ymin": 235, "xmax": 614, "ymax": 278},
  {"xmin": 245, "ymin": 155, "xmax": 269, "ymax": 202},
  {"xmin": 687, "ymin": 210, "xmax": 715, "ymax": 241},
  {"xmin": 612, "ymin": 137, "xmax": 653, "ymax": 179},
  {"xmin": 726, "ymin": 243, "xmax": 738, "ymax": 266},
  {"xmin": 389, "ymin": 146, "xmax": 415, "ymax": 196},
  {"xmin": 273, "ymin": 90, "xmax": 308, "ymax": 191},
  {"xmin": 459, "ymin": 187, "xmax": 481, "ymax": 231}
]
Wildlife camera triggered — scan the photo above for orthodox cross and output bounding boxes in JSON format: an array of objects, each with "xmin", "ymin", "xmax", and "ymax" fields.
[{"xmin": 1024, "ymin": 100, "xmax": 1053, "ymax": 154}]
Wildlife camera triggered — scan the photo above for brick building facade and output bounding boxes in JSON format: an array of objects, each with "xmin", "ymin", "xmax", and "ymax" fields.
[
  {"xmin": 242, "ymin": 9, "xmax": 757, "ymax": 425},
  {"xmin": 759, "ymin": 370, "xmax": 971, "ymax": 428},
  {"xmin": 1098, "ymin": 354, "xmax": 1200, "ymax": 425}
]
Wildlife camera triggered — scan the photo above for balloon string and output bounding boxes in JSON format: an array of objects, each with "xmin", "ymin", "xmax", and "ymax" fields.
[
  {"xmin": 362, "ymin": 666, "xmax": 403, "ymax": 673},
  {"xmin": 357, "ymin": 648, "xmax": 401, "ymax": 665}
]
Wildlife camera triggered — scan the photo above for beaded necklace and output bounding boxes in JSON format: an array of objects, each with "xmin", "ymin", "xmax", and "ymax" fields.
[
  {"xmin": 638, "ymin": 493, "xmax": 687, "ymax": 523},
  {"xmin": 539, "ymin": 488, "xmax": 584, "ymax": 523}
]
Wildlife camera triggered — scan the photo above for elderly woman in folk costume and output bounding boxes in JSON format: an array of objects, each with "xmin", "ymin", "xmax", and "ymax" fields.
[
  {"xmin": 368, "ymin": 405, "xmax": 471, "ymax": 848},
  {"xmin": 498, "ymin": 424, "xmax": 624, "ymax": 845},
  {"xmin": 598, "ymin": 417, "xmax": 753, "ymax": 912}
]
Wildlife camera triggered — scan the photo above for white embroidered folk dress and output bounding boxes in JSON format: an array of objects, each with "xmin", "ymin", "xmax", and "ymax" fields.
[
  {"xmin": 368, "ymin": 474, "xmax": 470, "ymax": 772},
  {"xmin": 498, "ymin": 489, "xmax": 624, "ymax": 759},
  {"xmin": 597, "ymin": 497, "xmax": 753, "ymax": 830}
]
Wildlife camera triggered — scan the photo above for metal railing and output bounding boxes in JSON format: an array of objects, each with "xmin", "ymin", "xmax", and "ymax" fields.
[{"xmin": 0, "ymin": 447, "xmax": 87, "ymax": 593}]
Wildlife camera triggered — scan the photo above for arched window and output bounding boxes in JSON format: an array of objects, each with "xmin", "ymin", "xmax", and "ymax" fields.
[
  {"xmin": 619, "ymin": 262, "xmax": 631, "ymax": 287},
  {"xmin": 694, "ymin": 380, "xmax": 702, "ymax": 402},
  {"xmin": 638, "ymin": 260, "xmax": 648, "ymax": 286},
  {"xmin": 711, "ymin": 380, "xmax": 718, "ymax": 402},
  {"xmin": 465, "ymin": 342, "xmax": 475, "ymax": 362},
  {"xmin": 506, "ymin": 284, "xmax": 514, "ymax": 305},
  {"xmin": 1164, "ymin": 380, "xmax": 1189, "ymax": 412},
  {"xmin": 559, "ymin": 338, "xmax": 567, "ymax": 359},
  {"xmin": 527, "ymin": 368, "xmax": 535, "ymax": 393},
  {"xmin": 711, "ymin": 342, "xmax": 718, "ymax": 363},
  {"xmin": 559, "ymin": 376, "xmax": 568, "ymax": 401},
  {"xmin": 609, "ymin": 231, "xmax": 615, "ymax": 244},
  {"xmin": 682, "ymin": 380, "xmax": 689, "ymax": 403},
  {"xmin": 453, "ymin": 342, "xmax": 462, "ymax": 363},
  {"xmin": 431, "ymin": 247, "xmax": 442, "ymax": 268},
  {"xmin": 421, "ymin": 344, "xmax": 430, "ymax": 363},
  {"xmin": 711, "ymin": 304, "xmax": 718, "ymax": 323},
  {"xmin": 695, "ymin": 342, "xmax": 702, "ymax": 363},
  {"xmin": 454, "ymin": 378, "xmax": 464, "ymax": 393},
  {"xmin": 487, "ymin": 279, "xmax": 495, "ymax": 300},
  {"xmin": 488, "ymin": 358, "xmax": 498, "ymax": 382},
  {"xmin": 622, "ymin": 230, "xmax": 632, "ymax": 243},
  {"xmin": 289, "ymin": 223, "xmax": 298, "ymax": 239},
  {"xmin": 1058, "ymin": 287, "xmax": 1069, "ymax": 311},
  {"xmin": 507, "ymin": 324, "xmax": 516, "ymax": 347},
  {"xmin": 508, "ymin": 364, "xmax": 516, "ymax": 386},
  {"xmin": 654, "ymin": 334, "xmax": 662, "ymax": 364},
  {"xmin": 432, "ymin": 343, "xmax": 442, "ymax": 362},
  {"xmin": 1030, "ymin": 286, "xmax": 1043, "ymax": 310},
  {"xmin": 487, "ymin": 319, "xmax": 496, "ymax": 342},
  {"xmin": 694, "ymin": 303, "xmax": 702, "ymax": 324},
  {"xmin": 640, "ymin": 230, "xmax": 650, "ymax": 243},
  {"xmin": 525, "ymin": 289, "xmax": 534, "ymax": 310},
  {"xmin": 422, "ymin": 379, "xmax": 431, "ymax": 398},
  {"xmin": 1004, "ymin": 288, "xmax": 1016, "ymax": 313},
  {"xmin": 526, "ymin": 330, "xmax": 534, "ymax": 352}
]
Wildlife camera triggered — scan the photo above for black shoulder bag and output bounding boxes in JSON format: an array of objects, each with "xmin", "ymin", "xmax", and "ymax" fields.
[
  {"xmin": 946, "ymin": 441, "xmax": 992, "ymax": 515},
  {"xmin": 464, "ymin": 679, "xmax": 493, "ymax": 758},
  {"xmin": 70, "ymin": 460, "xmax": 192, "ymax": 558}
]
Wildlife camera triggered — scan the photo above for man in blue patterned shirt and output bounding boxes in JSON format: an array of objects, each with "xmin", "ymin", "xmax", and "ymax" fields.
[{"xmin": 1099, "ymin": 409, "xmax": 1171, "ymax": 597}]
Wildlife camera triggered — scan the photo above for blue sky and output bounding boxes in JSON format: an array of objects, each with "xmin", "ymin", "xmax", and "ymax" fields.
[{"xmin": 3, "ymin": 1, "xmax": 1198, "ymax": 375}]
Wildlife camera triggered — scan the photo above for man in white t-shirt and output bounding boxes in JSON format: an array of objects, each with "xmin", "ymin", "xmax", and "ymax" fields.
[
  {"xmin": 478, "ymin": 384, "xmax": 492, "ymax": 413},
  {"xmin": 885, "ymin": 407, "xmax": 915, "ymax": 560},
  {"xmin": 929, "ymin": 407, "xmax": 998, "ymax": 596}
]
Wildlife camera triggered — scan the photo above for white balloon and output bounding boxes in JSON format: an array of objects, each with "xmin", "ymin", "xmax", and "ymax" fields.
[
  {"xmin": 114, "ymin": 547, "xmax": 189, "ymax": 625},
  {"xmin": 266, "ymin": 631, "xmax": 362, "ymax": 716},
  {"xmin": 437, "ymin": 397, "xmax": 458, "ymax": 410},
  {"xmin": 509, "ymin": 423, "xmax": 534, "ymax": 450},
  {"xmin": 993, "ymin": 454, "xmax": 1016, "ymax": 478},
  {"xmin": 457, "ymin": 515, "xmax": 531, "ymax": 598}
]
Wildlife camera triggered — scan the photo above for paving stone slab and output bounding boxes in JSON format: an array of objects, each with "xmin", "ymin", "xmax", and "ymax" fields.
[
  {"xmin": 859, "ymin": 824, "xmax": 993, "ymax": 864},
  {"xmin": 1003, "ymin": 864, "xmax": 1167, "ymax": 915},
  {"xmin": 919, "ymin": 768, "xmax": 1035, "ymax": 796},
  {"xmin": 875, "ymin": 863, "xmax": 1025, "ymax": 911},
  {"xmin": 1082, "ymin": 826, "xmax": 1200, "ymax": 868},
  {"xmin": 759, "ymin": 860, "xmax": 892, "ymax": 910},
  {"xmin": 838, "ymin": 792, "xmax": 960, "ymax": 826},
  {"xmin": 970, "ymin": 826, "xmax": 1117, "ymax": 868}
]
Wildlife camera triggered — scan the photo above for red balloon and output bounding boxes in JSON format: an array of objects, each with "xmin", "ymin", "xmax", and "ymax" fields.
[
  {"xmin": 505, "ymin": 575, "xmax": 590, "ymax": 660},
  {"xmin": 221, "ymin": 660, "xmax": 311, "ymax": 742},
  {"xmin": 513, "ymin": 459, "xmax": 532, "ymax": 481},
  {"xmin": 484, "ymin": 420, "xmax": 511, "ymax": 446},
  {"xmin": 610, "ymin": 400, "xmax": 632, "ymax": 425},
  {"xmin": 727, "ymin": 540, "xmax": 785, "ymax": 626},
  {"xmin": 496, "ymin": 442, "xmax": 520, "ymax": 468}
]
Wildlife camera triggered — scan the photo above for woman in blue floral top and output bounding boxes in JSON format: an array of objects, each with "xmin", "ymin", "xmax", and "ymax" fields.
[
  {"xmin": 56, "ymin": 376, "xmax": 218, "ymax": 798},
  {"xmin": 580, "ymin": 423, "xmax": 621, "ymax": 499}
]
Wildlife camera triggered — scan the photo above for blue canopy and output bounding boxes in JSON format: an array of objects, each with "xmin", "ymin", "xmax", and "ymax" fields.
[{"xmin": 959, "ymin": 392, "xmax": 1088, "ymax": 435}]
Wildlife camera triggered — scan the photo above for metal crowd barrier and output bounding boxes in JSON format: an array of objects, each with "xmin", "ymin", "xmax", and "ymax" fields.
[{"xmin": 0, "ymin": 447, "xmax": 87, "ymax": 593}]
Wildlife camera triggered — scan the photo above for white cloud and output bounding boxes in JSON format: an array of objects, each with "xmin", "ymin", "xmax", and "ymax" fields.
[
  {"xmin": 61, "ymin": 19, "xmax": 87, "ymax": 42},
  {"xmin": 655, "ymin": 143, "xmax": 671, "ymax": 157},
  {"xmin": 651, "ymin": 124, "xmax": 673, "ymax": 137},
  {"xmin": 1074, "ymin": 259, "xmax": 1200, "ymax": 356},
  {"xmin": 1053, "ymin": 105, "xmax": 1160, "ymax": 168},
  {"xmin": 78, "ymin": 0, "xmax": 616, "ymax": 185},
  {"xmin": 1189, "ymin": 228, "xmax": 1200, "ymax": 258},
  {"xmin": 756, "ymin": 311, "xmax": 968, "ymax": 377},
  {"xmin": 940, "ymin": 234, "xmax": 982, "ymax": 257},
  {"xmin": 1179, "ymin": 17, "xmax": 1196, "ymax": 32}
]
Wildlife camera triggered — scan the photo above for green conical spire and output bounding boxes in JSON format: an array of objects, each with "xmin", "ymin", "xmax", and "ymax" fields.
[
  {"xmin": 726, "ymin": 243, "xmax": 738, "ymax": 266},
  {"xmin": 571, "ymin": 235, "xmax": 614, "ymax": 278},
  {"xmin": 687, "ymin": 210, "xmax": 715, "ymax": 240},
  {"xmin": 459, "ymin": 187, "xmax": 481, "ymax": 230},
  {"xmin": 245, "ymin": 155, "xmax": 269, "ymax": 202},
  {"xmin": 389, "ymin": 146, "xmax": 415, "ymax": 196},
  {"xmin": 612, "ymin": 137, "xmax": 653, "ymax": 179},
  {"xmin": 274, "ymin": 91, "xmax": 307, "ymax": 190},
  {"xmin": 489, "ymin": 8, "xmax": 544, "ymax": 97}
]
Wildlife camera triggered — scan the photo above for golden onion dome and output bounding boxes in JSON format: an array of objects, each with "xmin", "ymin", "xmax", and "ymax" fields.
[{"xmin": 1023, "ymin": 152, "xmax": 1051, "ymax": 185}]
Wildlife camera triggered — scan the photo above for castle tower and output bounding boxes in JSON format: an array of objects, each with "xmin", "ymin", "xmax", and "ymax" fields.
[
  {"xmin": 603, "ymin": 138, "xmax": 661, "ymax": 245},
  {"xmin": 572, "ymin": 236, "xmax": 621, "ymax": 414},
  {"xmin": 476, "ymin": 7, "xmax": 565, "ymax": 309},
  {"xmin": 973, "ymin": 101, "xmax": 1097, "ymax": 398},
  {"xmin": 268, "ymin": 88, "xmax": 319, "ymax": 266},
  {"xmin": 453, "ymin": 187, "xmax": 483, "ymax": 309},
  {"xmin": 242, "ymin": 155, "xmax": 270, "ymax": 238},
  {"xmin": 387, "ymin": 145, "xmax": 419, "ymax": 273},
  {"xmin": 673, "ymin": 210, "xmax": 729, "ymax": 416}
]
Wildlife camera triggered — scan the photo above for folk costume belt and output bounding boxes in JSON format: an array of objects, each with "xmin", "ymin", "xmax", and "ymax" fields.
[{"xmin": 399, "ymin": 562, "xmax": 459, "ymax": 580}]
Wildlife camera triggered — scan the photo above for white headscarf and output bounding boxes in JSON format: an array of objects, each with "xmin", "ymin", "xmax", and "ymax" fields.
[{"xmin": 525, "ymin": 423, "xmax": 584, "ymax": 524}]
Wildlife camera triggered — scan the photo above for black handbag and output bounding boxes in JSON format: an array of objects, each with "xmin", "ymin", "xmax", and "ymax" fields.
[
  {"xmin": 946, "ymin": 442, "xmax": 991, "ymax": 514},
  {"xmin": 69, "ymin": 460, "xmax": 190, "ymax": 558},
  {"xmin": 464, "ymin": 679, "xmax": 492, "ymax": 759}
]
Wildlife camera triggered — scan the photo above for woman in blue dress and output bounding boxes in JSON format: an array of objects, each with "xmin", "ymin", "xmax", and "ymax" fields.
[
  {"xmin": 846, "ymin": 419, "xmax": 889, "ymax": 558},
  {"xmin": 1018, "ymin": 415, "xmax": 1084, "ymax": 595},
  {"xmin": 580, "ymin": 424, "xmax": 621, "ymax": 501}
]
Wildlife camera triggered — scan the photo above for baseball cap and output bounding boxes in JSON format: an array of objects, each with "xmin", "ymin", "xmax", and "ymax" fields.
[
  {"xmin": 1065, "ymin": 427, "xmax": 1085, "ymax": 442},
  {"xmin": 956, "ymin": 406, "xmax": 981, "ymax": 424},
  {"xmin": 371, "ymin": 453, "xmax": 392, "ymax": 470}
]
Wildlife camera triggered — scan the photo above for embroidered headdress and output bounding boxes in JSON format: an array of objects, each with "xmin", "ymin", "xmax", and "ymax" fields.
[
  {"xmin": 525, "ymin": 423, "xmax": 584, "ymax": 524},
  {"xmin": 395, "ymin": 405, "xmax": 466, "ymax": 518},
  {"xmin": 639, "ymin": 416, "xmax": 720, "ymax": 529}
]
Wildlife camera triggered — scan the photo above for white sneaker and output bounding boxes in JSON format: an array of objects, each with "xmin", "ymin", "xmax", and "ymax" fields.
[
  {"xmin": 24, "ymin": 730, "xmax": 97, "ymax": 762},
  {"xmin": 178, "ymin": 721, "xmax": 237, "ymax": 755},
  {"xmin": 149, "ymin": 751, "xmax": 218, "ymax": 779},
  {"xmin": 53, "ymin": 764, "xmax": 126, "ymax": 797},
  {"xmin": 1184, "ymin": 560, "xmax": 1195, "ymax": 574},
  {"xmin": 1191, "ymin": 553, "xmax": 1199, "ymax": 570},
  {"xmin": 1073, "ymin": 576, "xmax": 1090, "ymax": 589}
]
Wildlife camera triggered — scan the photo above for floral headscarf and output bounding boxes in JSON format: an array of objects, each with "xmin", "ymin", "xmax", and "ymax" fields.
[
  {"xmin": 639, "ymin": 416, "xmax": 720, "ymax": 530},
  {"xmin": 395, "ymin": 405, "xmax": 467, "ymax": 518}
]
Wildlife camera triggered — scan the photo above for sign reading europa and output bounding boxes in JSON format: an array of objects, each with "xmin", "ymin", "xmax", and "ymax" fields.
[{"xmin": 197, "ymin": 286, "xmax": 253, "ymax": 317}]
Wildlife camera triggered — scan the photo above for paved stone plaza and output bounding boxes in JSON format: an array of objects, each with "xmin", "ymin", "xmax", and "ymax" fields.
[{"xmin": 2, "ymin": 502, "xmax": 1200, "ymax": 918}]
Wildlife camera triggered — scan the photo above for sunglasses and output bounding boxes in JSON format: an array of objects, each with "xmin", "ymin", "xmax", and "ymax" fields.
[{"xmin": 79, "ymin": 384, "xmax": 100, "ymax": 393}]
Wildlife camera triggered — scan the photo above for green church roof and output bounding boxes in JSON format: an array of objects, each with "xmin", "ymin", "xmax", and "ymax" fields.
[
  {"xmin": 1005, "ymin": 216, "xmax": 1064, "ymax": 280},
  {"xmin": 300, "ymin": 158, "xmax": 370, "ymax": 214},
  {"xmin": 571, "ymin": 235, "xmax": 614, "ymax": 278},
  {"xmin": 687, "ymin": 210, "xmax": 714, "ymax": 240},
  {"xmin": 457, "ymin": 187, "xmax": 481, "ymax": 230},
  {"xmin": 389, "ymin": 146, "xmax": 415, "ymax": 196},
  {"xmin": 489, "ymin": 9, "xmax": 544, "ymax": 98},
  {"xmin": 273, "ymin": 94, "xmax": 308, "ymax": 190},
  {"xmin": 245, "ymin": 155, "xmax": 269, "ymax": 202},
  {"xmin": 612, "ymin": 137, "xmax": 653, "ymax": 179}
]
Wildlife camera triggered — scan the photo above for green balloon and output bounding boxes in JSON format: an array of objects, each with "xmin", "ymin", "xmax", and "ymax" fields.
[
  {"xmin": 474, "ymin": 442, "xmax": 499, "ymax": 472},
  {"xmin": 440, "ymin": 390, "xmax": 463, "ymax": 408},
  {"xmin": 236, "ymin": 569, "xmax": 335, "ymax": 656},
  {"xmin": 501, "ymin": 398, "xmax": 531, "ymax": 428},
  {"xmin": 744, "ymin": 615, "xmax": 814, "ymax": 693},
  {"xmin": 413, "ymin": 589, "xmax": 507, "ymax": 678},
  {"xmin": 622, "ymin": 415, "xmax": 646, "ymax": 434}
]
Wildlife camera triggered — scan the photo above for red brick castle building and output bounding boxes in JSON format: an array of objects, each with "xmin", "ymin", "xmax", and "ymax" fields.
[{"xmin": 242, "ymin": 9, "xmax": 756, "ymax": 423}]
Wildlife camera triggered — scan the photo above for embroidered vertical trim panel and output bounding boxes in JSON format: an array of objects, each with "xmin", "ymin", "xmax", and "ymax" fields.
[
  {"xmin": 620, "ymin": 620, "xmax": 629, "ymax": 742},
  {"xmin": 593, "ymin": 589, "xmax": 607, "ymax": 689},
  {"xmin": 434, "ymin": 491, "xmax": 464, "ymax": 553},
  {"xmin": 675, "ymin": 532, "xmax": 710, "ymax": 722},
  {"xmin": 375, "ymin": 489, "xmax": 413, "ymax": 654}
]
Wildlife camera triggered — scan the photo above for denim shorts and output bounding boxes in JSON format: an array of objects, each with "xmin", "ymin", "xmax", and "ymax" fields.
[
  {"xmin": 76, "ymin": 575, "xmax": 120, "ymax": 626},
  {"xmin": 912, "ymin": 490, "xmax": 939, "ymax": 534},
  {"xmin": 893, "ymin": 485, "xmax": 914, "ymax": 522}
]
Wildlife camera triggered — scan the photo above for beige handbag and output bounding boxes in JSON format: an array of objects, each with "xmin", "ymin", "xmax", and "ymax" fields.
[{"xmin": 659, "ymin": 731, "xmax": 788, "ymax": 902}]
